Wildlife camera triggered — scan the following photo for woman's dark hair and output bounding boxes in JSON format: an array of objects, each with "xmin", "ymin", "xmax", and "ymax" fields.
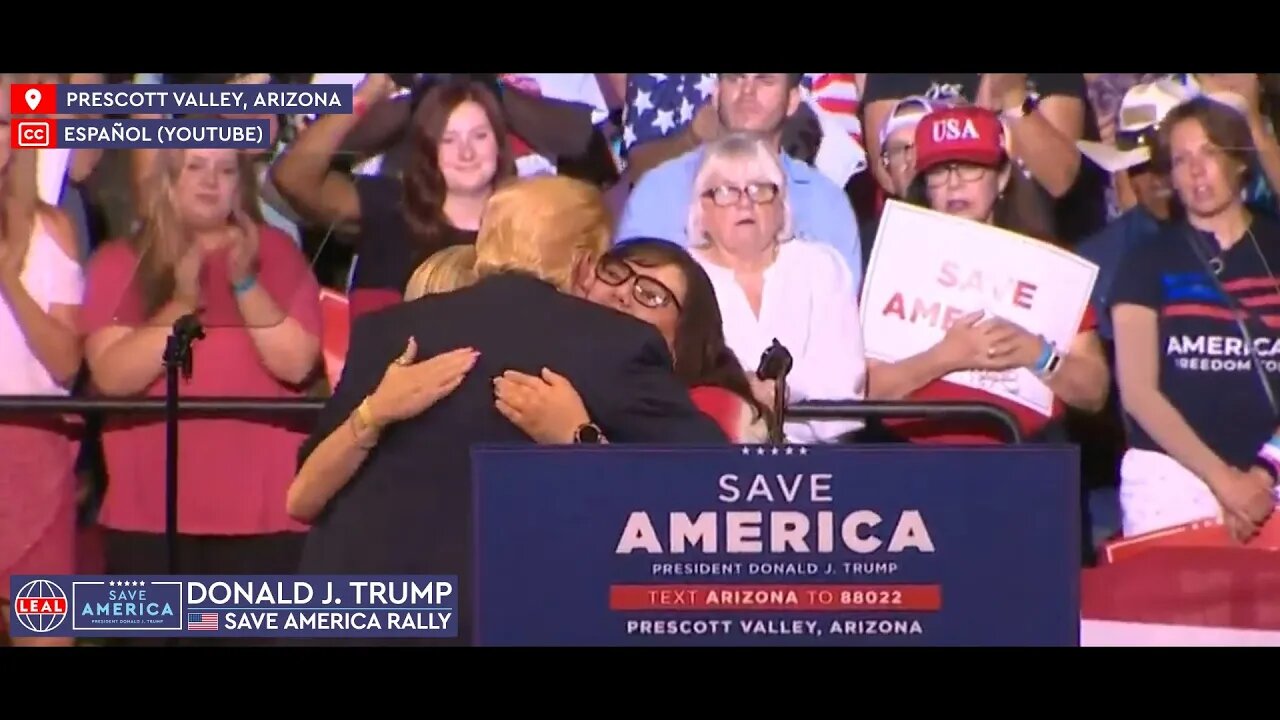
[
  {"xmin": 904, "ymin": 158, "xmax": 1056, "ymax": 242},
  {"xmin": 608, "ymin": 237, "xmax": 770, "ymax": 423},
  {"xmin": 1152, "ymin": 95, "xmax": 1256, "ymax": 187},
  {"xmin": 402, "ymin": 77, "xmax": 516, "ymax": 261}
]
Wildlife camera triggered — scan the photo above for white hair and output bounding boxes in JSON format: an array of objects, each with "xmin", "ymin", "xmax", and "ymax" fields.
[{"xmin": 686, "ymin": 132, "xmax": 793, "ymax": 246}]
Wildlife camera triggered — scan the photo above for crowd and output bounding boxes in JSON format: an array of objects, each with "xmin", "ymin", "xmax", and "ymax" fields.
[{"xmin": 2, "ymin": 72, "xmax": 1279, "ymax": 646}]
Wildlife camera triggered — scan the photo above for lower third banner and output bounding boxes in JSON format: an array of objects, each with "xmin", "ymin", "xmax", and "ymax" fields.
[
  {"xmin": 7, "ymin": 575, "xmax": 456, "ymax": 639},
  {"xmin": 472, "ymin": 445, "xmax": 1080, "ymax": 646}
]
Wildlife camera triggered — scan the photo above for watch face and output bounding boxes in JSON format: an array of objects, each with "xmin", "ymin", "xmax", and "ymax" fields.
[{"xmin": 576, "ymin": 424, "xmax": 602, "ymax": 443}]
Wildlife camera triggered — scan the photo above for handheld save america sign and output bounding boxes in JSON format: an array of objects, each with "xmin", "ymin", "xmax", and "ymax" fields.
[
  {"xmin": 8, "ymin": 575, "xmax": 456, "ymax": 639},
  {"xmin": 472, "ymin": 444, "xmax": 1081, "ymax": 646}
]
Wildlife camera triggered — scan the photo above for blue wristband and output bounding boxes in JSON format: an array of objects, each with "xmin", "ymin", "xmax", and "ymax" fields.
[
  {"xmin": 232, "ymin": 275, "xmax": 258, "ymax": 295},
  {"xmin": 1032, "ymin": 337, "xmax": 1054, "ymax": 373}
]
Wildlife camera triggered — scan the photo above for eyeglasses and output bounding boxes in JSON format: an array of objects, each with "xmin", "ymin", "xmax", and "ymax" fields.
[
  {"xmin": 595, "ymin": 256, "xmax": 682, "ymax": 311},
  {"xmin": 923, "ymin": 163, "xmax": 990, "ymax": 188},
  {"xmin": 881, "ymin": 142, "xmax": 916, "ymax": 169},
  {"xmin": 701, "ymin": 182, "xmax": 779, "ymax": 207}
]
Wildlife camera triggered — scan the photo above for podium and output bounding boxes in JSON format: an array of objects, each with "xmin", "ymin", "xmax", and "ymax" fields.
[{"xmin": 472, "ymin": 444, "xmax": 1081, "ymax": 646}]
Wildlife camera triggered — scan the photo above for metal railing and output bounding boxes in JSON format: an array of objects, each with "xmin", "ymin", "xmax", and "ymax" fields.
[
  {"xmin": 0, "ymin": 396, "xmax": 1023, "ymax": 443},
  {"xmin": 785, "ymin": 400, "xmax": 1022, "ymax": 444}
]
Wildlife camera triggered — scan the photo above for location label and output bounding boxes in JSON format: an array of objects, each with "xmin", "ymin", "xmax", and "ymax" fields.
[{"xmin": 9, "ymin": 83, "xmax": 57, "ymax": 114}]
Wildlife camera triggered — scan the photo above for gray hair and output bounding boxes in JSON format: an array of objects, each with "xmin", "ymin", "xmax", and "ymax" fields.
[{"xmin": 686, "ymin": 132, "xmax": 793, "ymax": 246}]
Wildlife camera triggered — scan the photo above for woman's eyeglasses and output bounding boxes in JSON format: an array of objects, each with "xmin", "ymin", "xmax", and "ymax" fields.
[
  {"xmin": 701, "ymin": 182, "xmax": 780, "ymax": 207},
  {"xmin": 923, "ymin": 162, "xmax": 990, "ymax": 188},
  {"xmin": 595, "ymin": 257, "xmax": 682, "ymax": 311}
]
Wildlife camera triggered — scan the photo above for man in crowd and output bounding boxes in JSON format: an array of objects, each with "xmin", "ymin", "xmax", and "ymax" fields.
[
  {"xmin": 1075, "ymin": 79, "xmax": 1180, "ymax": 342},
  {"xmin": 292, "ymin": 175, "xmax": 726, "ymax": 645},
  {"xmin": 616, "ymin": 73, "xmax": 863, "ymax": 293},
  {"xmin": 857, "ymin": 94, "xmax": 960, "ymax": 270}
]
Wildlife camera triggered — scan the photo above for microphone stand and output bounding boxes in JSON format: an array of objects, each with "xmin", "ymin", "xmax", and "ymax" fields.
[
  {"xmin": 770, "ymin": 367, "xmax": 790, "ymax": 445},
  {"xmin": 163, "ymin": 314, "xmax": 204, "ymax": 575},
  {"xmin": 756, "ymin": 339, "xmax": 794, "ymax": 445}
]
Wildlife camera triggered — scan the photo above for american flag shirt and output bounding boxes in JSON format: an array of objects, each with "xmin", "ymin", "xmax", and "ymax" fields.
[
  {"xmin": 623, "ymin": 73, "xmax": 865, "ymax": 152},
  {"xmin": 804, "ymin": 73, "xmax": 863, "ymax": 146},
  {"xmin": 623, "ymin": 73, "xmax": 717, "ymax": 152}
]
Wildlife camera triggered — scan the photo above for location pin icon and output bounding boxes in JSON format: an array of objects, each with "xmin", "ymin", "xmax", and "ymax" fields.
[{"xmin": 25, "ymin": 87, "xmax": 42, "ymax": 111}]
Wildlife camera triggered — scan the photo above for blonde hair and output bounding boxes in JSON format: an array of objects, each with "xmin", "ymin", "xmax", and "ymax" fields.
[
  {"xmin": 132, "ymin": 149, "xmax": 263, "ymax": 315},
  {"xmin": 687, "ymin": 132, "xmax": 793, "ymax": 246},
  {"xmin": 404, "ymin": 244, "xmax": 478, "ymax": 300},
  {"xmin": 473, "ymin": 175, "xmax": 612, "ymax": 292}
]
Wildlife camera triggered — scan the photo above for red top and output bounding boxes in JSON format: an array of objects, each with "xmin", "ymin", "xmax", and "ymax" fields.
[
  {"xmin": 689, "ymin": 385, "xmax": 767, "ymax": 443},
  {"xmin": 888, "ymin": 305, "xmax": 1098, "ymax": 445},
  {"xmin": 80, "ymin": 225, "xmax": 322, "ymax": 535}
]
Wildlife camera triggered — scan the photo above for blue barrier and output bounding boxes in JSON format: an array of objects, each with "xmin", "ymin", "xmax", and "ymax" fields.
[{"xmin": 472, "ymin": 444, "xmax": 1080, "ymax": 646}]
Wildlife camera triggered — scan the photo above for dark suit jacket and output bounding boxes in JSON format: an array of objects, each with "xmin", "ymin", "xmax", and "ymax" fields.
[{"xmin": 294, "ymin": 272, "xmax": 727, "ymax": 643}]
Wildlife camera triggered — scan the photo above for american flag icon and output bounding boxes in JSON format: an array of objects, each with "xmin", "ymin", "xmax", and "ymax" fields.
[{"xmin": 187, "ymin": 612, "xmax": 219, "ymax": 631}]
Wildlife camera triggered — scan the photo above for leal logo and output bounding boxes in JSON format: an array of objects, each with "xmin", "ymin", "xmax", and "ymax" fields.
[{"xmin": 11, "ymin": 579, "xmax": 68, "ymax": 633}]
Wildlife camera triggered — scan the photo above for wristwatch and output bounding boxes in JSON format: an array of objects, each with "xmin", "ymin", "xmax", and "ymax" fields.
[
  {"xmin": 573, "ymin": 423, "xmax": 605, "ymax": 444},
  {"xmin": 1040, "ymin": 348, "xmax": 1064, "ymax": 378},
  {"xmin": 1003, "ymin": 93, "xmax": 1038, "ymax": 121},
  {"xmin": 1033, "ymin": 338, "xmax": 1063, "ymax": 380}
]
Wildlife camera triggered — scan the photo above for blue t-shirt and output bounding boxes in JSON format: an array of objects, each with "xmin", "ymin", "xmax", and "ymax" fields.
[{"xmin": 1109, "ymin": 216, "xmax": 1280, "ymax": 468}]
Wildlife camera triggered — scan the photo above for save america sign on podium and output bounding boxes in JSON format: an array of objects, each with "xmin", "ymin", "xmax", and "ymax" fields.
[
  {"xmin": 471, "ymin": 445, "xmax": 1080, "ymax": 646},
  {"xmin": 860, "ymin": 200, "xmax": 1099, "ymax": 417}
]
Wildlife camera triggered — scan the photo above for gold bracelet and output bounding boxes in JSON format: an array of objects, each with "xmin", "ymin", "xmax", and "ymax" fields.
[
  {"xmin": 350, "ymin": 398, "xmax": 380, "ymax": 450},
  {"xmin": 355, "ymin": 397, "xmax": 379, "ymax": 430},
  {"xmin": 349, "ymin": 413, "xmax": 378, "ymax": 451}
]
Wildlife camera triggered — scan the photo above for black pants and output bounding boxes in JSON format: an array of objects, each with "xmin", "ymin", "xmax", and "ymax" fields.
[{"xmin": 103, "ymin": 530, "xmax": 305, "ymax": 647}]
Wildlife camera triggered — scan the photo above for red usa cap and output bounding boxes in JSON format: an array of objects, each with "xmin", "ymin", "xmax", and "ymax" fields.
[{"xmin": 913, "ymin": 106, "xmax": 1006, "ymax": 173}]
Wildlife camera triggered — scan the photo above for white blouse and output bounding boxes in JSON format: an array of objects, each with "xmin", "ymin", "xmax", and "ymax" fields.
[
  {"xmin": 695, "ymin": 239, "xmax": 867, "ymax": 443},
  {"xmin": 0, "ymin": 217, "xmax": 84, "ymax": 396}
]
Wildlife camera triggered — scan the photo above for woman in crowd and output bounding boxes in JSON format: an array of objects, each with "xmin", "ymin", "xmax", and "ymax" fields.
[
  {"xmin": 80, "ymin": 148, "xmax": 322, "ymax": 598},
  {"xmin": 866, "ymin": 106, "xmax": 1110, "ymax": 444},
  {"xmin": 1111, "ymin": 96, "xmax": 1280, "ymax": 539},
  {"xmin": 494, "ymin": 238, "xmax": 770, "ymax": 444},
  {"xmin": 404, "ymin": 245, "xmax": 476, "ymax": 301},
  {"xmin": 683, "ymin": 132, "xmax": 866, "ymax": 444},
  {"xmin": 272, "ymin": 73, "xmax": 515, "ymax": 320},
  {"xmin": 0, "ymin": 129, "xmax": 83, "ymax": 648},
  {"xmin": 131, "ymin": 73, "xmax": 303, "ymax": 246}
]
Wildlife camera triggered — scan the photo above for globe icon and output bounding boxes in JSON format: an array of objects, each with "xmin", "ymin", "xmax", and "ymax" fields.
[{"xmin": 13, "ymin": 579, "xmax": 68, "ymax": 633}]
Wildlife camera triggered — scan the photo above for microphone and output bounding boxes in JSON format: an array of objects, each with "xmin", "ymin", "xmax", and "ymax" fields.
[
  {"xmin": 755, "ymin": 339, "xmax": 793, "ymax": 444},
  {"xmin": 756, "ymin": 338, "xmax": 793, "ymax": 382}
]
